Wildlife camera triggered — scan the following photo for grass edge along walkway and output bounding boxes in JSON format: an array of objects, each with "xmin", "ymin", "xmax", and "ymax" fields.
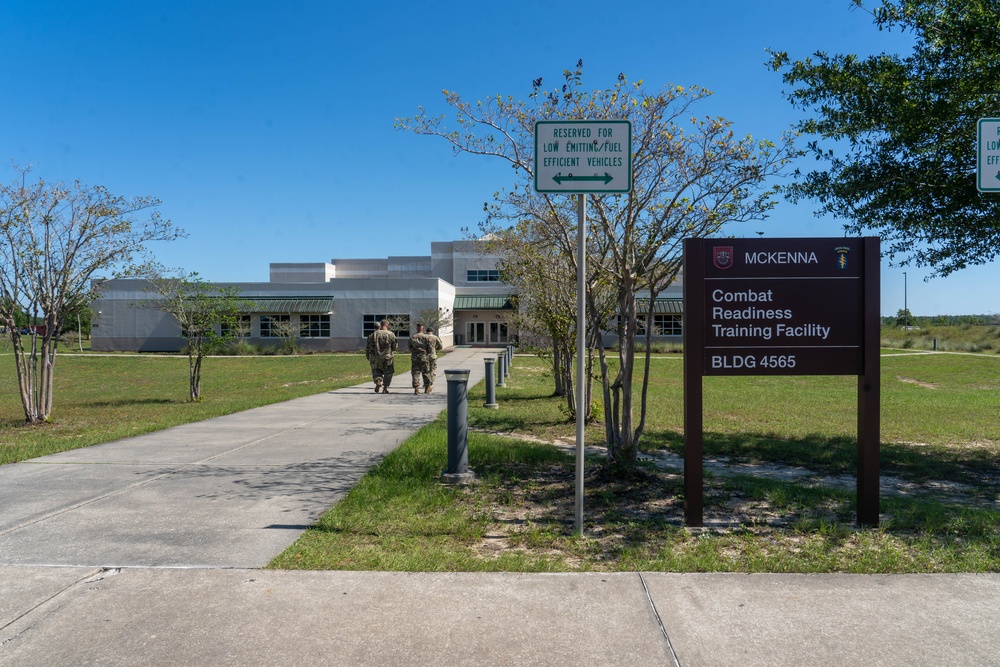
[
  {"xmin": 269, "ymin": 415, "xmax": 1000, "ymax": 574},
  {"xmin": 0, "ymin": 353, "xmax": 380, "ymax": 465}
]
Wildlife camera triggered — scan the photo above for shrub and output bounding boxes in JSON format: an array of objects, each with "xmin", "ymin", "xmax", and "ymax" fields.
[{"xmin": 218, "ymin": 340, "xmax": 260, "ymax": 356}]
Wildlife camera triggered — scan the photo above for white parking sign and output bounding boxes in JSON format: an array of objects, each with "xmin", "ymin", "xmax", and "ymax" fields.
[
  {"xmin": 977, "ymin": 118, "xmax": 1000, "ymax": 192},
  {"xmin": 534, "ymin": 120, "xmax": 632, "ymax": 194}
]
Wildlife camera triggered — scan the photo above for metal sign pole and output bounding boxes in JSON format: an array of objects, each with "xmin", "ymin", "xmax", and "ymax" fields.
[
  {"xmin": 575, "ymin": 193, "xmax": 586, "ymax": 535},
  {"xmin": 533, "ymin": 119, "xmax": 631, "ymax": 536}
]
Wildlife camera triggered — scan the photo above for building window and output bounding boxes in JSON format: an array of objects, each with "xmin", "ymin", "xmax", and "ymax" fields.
[
  {"xmin": 220, "ymin": 314, "xmax": 251, "ymax": 338},
  {"xmin": 300, "ymin": 314, "xmax": 331, "ymax": 338},
  {"xmin": 467, "ymin": 269, "xmax": 501, "ymax": 282},
  {"xmin": 260, "ymin": 314, "xmax": 290, "ymax": 338},
  {"xmin": 636, "ymin": 314, "xmax": 683, "ymax": 337},
  {"xmin": 363, "ymin": 314, "xmax": 410, "ymax": 338}
]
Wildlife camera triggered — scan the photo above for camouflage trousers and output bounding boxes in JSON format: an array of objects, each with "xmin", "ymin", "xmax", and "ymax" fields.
[
  {"xmin": 370, "ymin": 356, "xmax": 394, "ymax": 388},
  {"xmin": 427, "ymin": 356, "xmax": 438, "ymax": 385},
  {"xmin": 410, "ymin": 355, "xmax": 432, "ymax": 388}
]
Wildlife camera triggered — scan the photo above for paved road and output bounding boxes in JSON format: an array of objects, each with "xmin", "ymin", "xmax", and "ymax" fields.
[{"xmin": 1, "ymin": 347, "xmax": 998, "ymax": 666}]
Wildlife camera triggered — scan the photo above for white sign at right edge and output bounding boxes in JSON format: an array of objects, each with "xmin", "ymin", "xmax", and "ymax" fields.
[{"xmin": 977, "ymin": 118, "xmax": 1000, "ymax": 192}]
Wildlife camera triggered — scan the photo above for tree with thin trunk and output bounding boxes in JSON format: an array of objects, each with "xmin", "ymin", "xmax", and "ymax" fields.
[
  {"xmin": 481, "ymin": 223, "xmax": 608, "ymax": 419},
  {"xmin": 398, "ymin": 63, "xmax": 796, "ymax": 469},
  {"xmin": 0, "ymin": 165, "xmax": 182, "ymax": 423},
  {"xmin": 144, "ymin": 271, "xmax": 248, "ymax": 401}
]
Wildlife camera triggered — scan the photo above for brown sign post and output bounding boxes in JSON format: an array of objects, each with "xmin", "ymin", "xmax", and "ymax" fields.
[{"xmin": 683, "ymin": 237, "xmax": 880, "ymax": 526}]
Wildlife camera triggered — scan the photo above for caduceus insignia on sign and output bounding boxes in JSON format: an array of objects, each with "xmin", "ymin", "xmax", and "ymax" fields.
[{"xmin": 835, "ymin": 246, "xmax": 850, "ymax": 270}]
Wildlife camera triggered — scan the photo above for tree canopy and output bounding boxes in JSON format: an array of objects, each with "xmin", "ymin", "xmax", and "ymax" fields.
[
  {"xmin": 0, "ymin": 165, "xmax": 181, "ymax": 422},
  {"xmin": 398, "ymin": 63, "xmax": 795, "ymax": 466},
  {"xmin": 768, "ymin": 0, "xmax": 1000, "ymax": 276}
]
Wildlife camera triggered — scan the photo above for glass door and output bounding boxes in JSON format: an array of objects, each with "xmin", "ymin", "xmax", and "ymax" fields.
[
  {"xmin": 467, "ymin": 322, "xmax": 486, "ymax": 344},
  {"xmin": 489, "ymin": 322, "xmax": 509, "ymax": 344}
]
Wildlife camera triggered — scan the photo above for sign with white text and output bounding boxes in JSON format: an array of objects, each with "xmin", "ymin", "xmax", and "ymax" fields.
[
  {"xmin": 977, "ymin": 118, "xmax": 1000, "ymax": 192},
  {"xmin": 534, "ymin": 120, "xmax": 632, "ymax": 193},
  {"xmin": 683, "ymin": 236, "xmax": 881, "ymax": 528},
  {"xmin": 698, "ymin": 238, "xmax": 864, "ymax": 376}
]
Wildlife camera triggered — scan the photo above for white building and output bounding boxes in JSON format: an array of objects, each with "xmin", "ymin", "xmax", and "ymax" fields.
[
  {"xmin": 92, "ymin": 240, "xmax": 514, "ymax": 352},
  {"xmin": 91, "ymin": 239, "xmax": 684, "ymax": 352}
]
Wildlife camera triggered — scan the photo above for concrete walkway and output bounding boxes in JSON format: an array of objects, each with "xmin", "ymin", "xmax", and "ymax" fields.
[
  {"xmin": 0, "ymin": 347, "xmax": 495, "ymax": 569},
  {"xmin": 1, "ymin": 347, "xmax": 998, "ymax": 666}
]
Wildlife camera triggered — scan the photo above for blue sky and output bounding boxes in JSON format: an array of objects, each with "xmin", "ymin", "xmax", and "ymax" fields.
[{"xmin": 2, "ymin": 0, "xmax": 997, "ymax": 316}]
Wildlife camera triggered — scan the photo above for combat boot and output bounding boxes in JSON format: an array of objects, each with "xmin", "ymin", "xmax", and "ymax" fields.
[
  {"xmin": 424, "ymin": 385, "xmax": 433, "ymax": 393},
  {"xmin": 374, "ymin": 377, "xmax": 382, "ymax": 393},
  {"xmin": 414, "ymin": 387, "xmax": 420, "ymax": 395},
  {"xmin": 382, "ymin": 386, "xmax": 389, "ymax": 394}
]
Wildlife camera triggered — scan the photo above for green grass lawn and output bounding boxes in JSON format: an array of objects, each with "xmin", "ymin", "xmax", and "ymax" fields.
[
  {"xmin": 466, "ymin": 352, "xmax": 1000, "ymax": 484},
  {"xmin": 0, "ymin": 352, "xmax": 397, "ymax": 464},
  {"xmin": 2, "ymin": 346, "xmax": 997, "ymax": 572},
  {"xmin": 272, "ymin": 350, "xmax": 1000, "ymax": 573}
]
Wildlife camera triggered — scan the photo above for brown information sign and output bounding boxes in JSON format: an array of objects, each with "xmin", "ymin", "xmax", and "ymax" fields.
[
  {"xmin": 683, "ymin": 237, "xmax": 881, "ymax": 528},
  {"xmin": 701, "ymin": 237, "xmax": 862, "ymax": 376}
]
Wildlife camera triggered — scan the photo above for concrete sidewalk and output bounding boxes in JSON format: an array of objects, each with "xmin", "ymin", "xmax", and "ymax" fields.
[
  {"xmin": 0, "ymin": 347, "xmax": 494, "ymax": 569},
  {"xmin": 2, "ymin": 568, "xmax": 997, "ymax": 666},
  {"xmin": 1, "ymin": 347, "xmax": 998, "ymax": 666}
]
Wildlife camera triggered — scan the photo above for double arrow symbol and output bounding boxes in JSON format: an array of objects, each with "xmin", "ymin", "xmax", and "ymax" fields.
[{"xmin": 552, "ymin": 172, "xmax": 614, "ymax": 185}]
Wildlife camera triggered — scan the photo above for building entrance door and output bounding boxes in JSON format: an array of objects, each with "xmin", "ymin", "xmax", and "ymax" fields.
[
  {"xmin": 490, "ymin": 322, "xmax": 509, "ymax": 344},
  {"xmin": 467, "ymin": 322, "xmax": 486, "ymax": 344}
]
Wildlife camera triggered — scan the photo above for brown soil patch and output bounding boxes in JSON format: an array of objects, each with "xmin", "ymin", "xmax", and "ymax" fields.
[{"xmin": 466, "ymin": 429, "xmax": 1000, "ymax": 567}]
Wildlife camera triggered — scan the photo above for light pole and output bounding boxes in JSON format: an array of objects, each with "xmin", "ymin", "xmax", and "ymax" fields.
[{"xmin": 903, "ymin": 271, "xmax": 908, "ymax": 329}]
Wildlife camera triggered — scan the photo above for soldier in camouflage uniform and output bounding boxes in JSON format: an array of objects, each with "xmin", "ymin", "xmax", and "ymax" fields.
[
  {"xmin": 408, "ymin": 323, "xmax": 430, "ymax": 394},
  {"xmin": 365, "ymin": 320, "xmax": 397, "ymax": 394},
  {"xmin": 422, "ymin": 327, "xmax": 444, "ymax": 393}
]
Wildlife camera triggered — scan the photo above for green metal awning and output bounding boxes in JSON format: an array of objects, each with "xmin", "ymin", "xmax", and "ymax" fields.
[
  {"xmin": 636, "ymin": 298, "xmax": 683, "ymax": 315},
  {"xmin": 452, "ymin": 295, "xmax": 679, "ymax": 313},
  {"xmin": 453, "ymin": 295, "xmax": 514, "ymax": 310},
  {"xmin": 242, "ymin": 298, "xmax": 334, "ymax": 314}
]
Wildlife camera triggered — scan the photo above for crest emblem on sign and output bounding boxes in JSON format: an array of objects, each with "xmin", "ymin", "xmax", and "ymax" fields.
[
  {"xmin": 713, "ymin": 246, "xmax": 734, "ymax": 270},
  {"xmin": 835, "ymin": 246, "xmax": 850, "ymax": 270}
]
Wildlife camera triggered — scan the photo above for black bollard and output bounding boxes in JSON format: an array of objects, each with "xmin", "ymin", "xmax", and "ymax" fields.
[
  {"xmin": 483, "ymin": 357, "xmax": 498, "ymax": 409},
  {"xmin": 441, "ymin": 369, "xmax": 475, "ymax": 484},
  {"xmin": 497, "ymin": 353, "xmax": 506, "ymax": 388},
  {"xmin": 503, "ymin": 347, "xmax": 510, "ymax": 380}
]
